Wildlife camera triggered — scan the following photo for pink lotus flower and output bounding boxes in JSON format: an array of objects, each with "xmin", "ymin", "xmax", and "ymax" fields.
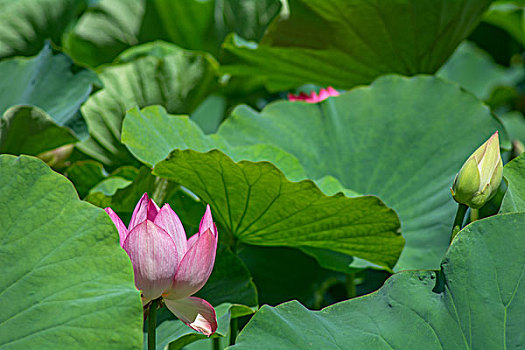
[
  {"xmin": 105, "ymin": 193, "xmax": 218, "ymax": 336},
  {"xmin": 288, "ymin": 86, "xmax": 339, "ymax": 103}
]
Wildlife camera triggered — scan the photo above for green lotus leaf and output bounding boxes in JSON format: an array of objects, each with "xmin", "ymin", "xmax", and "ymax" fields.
[
  {"xmin": 500, "ymin": 152, "xmax": 525, "ymax": 213},
  {"xmin": 437, "ymin": 41, "xmax": 524, "ymax": 100},
  {"xmin": 230, "ymin": 212, "xmax": 525, "ymax": 350},
  {"xmin": 64, "ymin": 0, "xmax": 281, "ymax": 67},
  {"xmin": 0, "ymin": 0, "xmax": 85, "ymax": 59},
  {"xmin": 222, "ymin": 0, "xmax": 492, "ymax": 91},
  {"xmin": 483, "ymin": 0, "xmax": 525, "ymax": 46},
  {"xmin": 0, "ymin": 106, "xmax": 78, "ymax": 156},
  {"xmin": 217, "ymin": 75, "xmax": 507, "ymax": 270},
  {"xmin": 0, "ymin": 154, "xmax": 142, "ymax": 349},
  {"xmin": 0, "ymin": 44, "xmax": 99, "ymax": 149},
  {"xmin": 76, "ymin": 41, "xmax": 218, "ymax": 169},
  {"xmin": 122, "ymin": 105, "xmax": 404, "ymax": 269}
]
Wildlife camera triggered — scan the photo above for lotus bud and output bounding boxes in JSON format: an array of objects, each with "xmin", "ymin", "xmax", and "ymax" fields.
[{"xmin": 451, "ymin": 131, "xmax": 503, "ymax": 209}]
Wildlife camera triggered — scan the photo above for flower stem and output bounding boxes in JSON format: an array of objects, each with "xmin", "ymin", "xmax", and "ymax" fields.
[
  {"xmin": 148, "ymin": 299, "xmax": 160, "ymax": 350},
  {"xmin": 450, "ymin": 203, "xmax": 468, "ymax": 243},
  {"xmin": 212, "ymin": 338, "xmax": 221, "ymax": 350},
  {"xmin": 470, "ymin": 208, "xmax": 479, "ymax": 222},
  {"xmin": 229, "ymin": 317, "xmax": 238, "ymax": 346},
  {"xmin": 152, "ymin": 177, "xmax": 169, "ymax": 204}
]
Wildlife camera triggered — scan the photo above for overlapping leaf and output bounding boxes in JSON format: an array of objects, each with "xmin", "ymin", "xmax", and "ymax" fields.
[
  {"xmin": 501, "ymin": 152, "xmax": 525, "ymax": 213},
  {"xmin": 0, "ymin": 45, "xmax": 98, "ymax": 154},
  {"xmin": 217, "ymin": 75, "xmax": 506, "ymax": 270},
  {"xmin": 0, "ymin": 106, "xmax": 78, "ymax": 156},
  {"xmin": 76, "ymin": 42, "xmax": 218, "ymax": 168},
  {"xmin": 0, "ymin": 0, "xmax": 85, "ymax": 59},
  {"xmin": 230, "ymin": 212, "xmax": 525, "ymax": 350},
  {"xmin": 483, "ymin": 0, "xmax": 525, "ymax": 46},
  {"xmin": 0, "ymin": 155, "xmax": 142, "ymax": 349},
  {"xmin": 437, "ymin": 41, "xmax": 524, "ymax": 100},
  {"xmin": 64, "ymin": 0, "xmax": 281, "ymax": 67},
  {"xmin": 122, "ymin": 106, "xmax": 403, "ymax": 269},
  {"xmin": 222, "ymin": 0, "xmax": 492, "ymax": 91}
]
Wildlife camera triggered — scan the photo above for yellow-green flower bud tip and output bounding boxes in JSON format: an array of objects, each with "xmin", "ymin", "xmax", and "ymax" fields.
[{"xmin": 451, "ymin": 131, "xmax": 503, "ymax": 209}]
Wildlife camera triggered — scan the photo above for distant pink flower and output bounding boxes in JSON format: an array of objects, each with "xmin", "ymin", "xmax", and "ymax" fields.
[
  {"xmin": 105, "ymin": 193, "xmax": 218, "ymax": 336},
  {"xmin": 288, "ymin": 87, "xmax": 339, "ymax": 103}
]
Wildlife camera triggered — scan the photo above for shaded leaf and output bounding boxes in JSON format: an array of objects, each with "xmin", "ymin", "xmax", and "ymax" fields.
[
  {"xmin": 483, "ymin": 1, "xmax": 525, "ymax": 46},
  {"xmin": 0, "ymin": 44, "xmax": 98, "ymax": 140},
  {"xmin": 0, "ymin": 0, "xmax": 85, "ymax": 59},
  {"xmin": 65, "ymin": 160, "xmax": 107, "ymax": 198},
  {"xmin": 238, "ymin": 245, "xmax": 338, "ymax": 307},
  {"xmin": 0, "ymin": 106, "xmax": 78, "ymax": 156},
  {"xmin": 222, "ymin": 0, "xmax": 492, "ymax": 91},
  {"xmin": 65, "ymin": 0, "xmax": 280, "ymax": 66},
  {"xmin": 76, "ymin": 41, "xmax": 218, "ymax": 169},
  {"xmin": 437, "ymin": 41, "xmax": 524, "ymax": 100}
]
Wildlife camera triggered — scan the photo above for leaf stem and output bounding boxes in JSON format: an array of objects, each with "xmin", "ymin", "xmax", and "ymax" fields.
[
  {"xmin": 450, "ymin": 203, "xmax": 468, "ymax": 243},
  {"xmin": 229, "ymin": 317, "xmax": 238, "ymax": 346},
  {"xmin": 346, "ymin": 273, "xmax": 356, "ymax": 299},
  {"xmin": 148, "ymin": 299, "xmax": 160, "ymax": 350}
]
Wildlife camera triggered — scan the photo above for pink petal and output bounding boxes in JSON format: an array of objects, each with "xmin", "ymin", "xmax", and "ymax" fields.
[
  {"xmin": 326, "ymin": 86, "xmax": 339, "ymax": 96},
  {"xmin": 318, "ymin": 88, "xmax": 329, "ymax": 101},
  {"xmin": 154, "ymin": 204, "xmax": 188, "ymax": 265},
  {"xmin": 187, "ymin": 232, "xmax": 199, "ymax": 250},
  {"xmin": 129, "ymin": 193, "xmax": 160, "ymax": 230},
  {"xmin": 288, "ymin": 91, "xmax": 310, "ymax": 102},
  {"xmin": 148, "ymin": 199, "xmax": 160, "ymax": 221},
  {"xmin": 104, "ymin": 207, "xmax": 128, "ymax": 245},
  {"xmin": 287, "ymin": 93, "xmax": 299, "ymax": 102},
  {"xmin": 166, "ymin": 229, "xmax": 217, "ymax": 300},
  {"xmin": 164, "ymin": 296, "xmax": 217, "ymax": 336},
  {"xmin": 123, "ymin": 221, "xmax": 178, "ymax": 300},
  {"xmin": 305, "ymin": 90, "xmax": 318, "ymax": 103},
  {"xmin": 199, "ymin": 205, "xmax": 217, "ymax": 237}
]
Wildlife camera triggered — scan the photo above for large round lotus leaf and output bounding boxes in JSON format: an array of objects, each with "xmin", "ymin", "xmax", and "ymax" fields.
[
  {"xmin": 230, "ymin": 212, "xmax": 525, "ymax": 350},
  {"xmin": 217, "ymin": 75, "xmax": 506, "ymax": 270},
  {"xmin": 0, "ymin": 155, "xmax": 142, "ymax": 349},
  {"xmin": 222, "ymin": 0, "xmax": 492, "ymax": 91},
  {"xmin": 122, "ymin": 106, "xmax": 404, "ymax": 270}
]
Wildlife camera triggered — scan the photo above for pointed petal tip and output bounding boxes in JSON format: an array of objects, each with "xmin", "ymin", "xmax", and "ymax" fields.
[
  {"xmin": 199, "ymin": 205, "xmax": 214, "ymax": 234},
  {"xmin": 104, "ymin": 207, "xmax": 128, "ymax": 245},
  {"xmin": 139, "ymin": 192, "xmax": 149, "ymax": 202},
  {"xmin": 154, "ymin": 203, "xmax": 188, "ymax": 260},
  {"xmin": 168, "ymin": 228, "xmax": 217, "ymax": 299}
]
